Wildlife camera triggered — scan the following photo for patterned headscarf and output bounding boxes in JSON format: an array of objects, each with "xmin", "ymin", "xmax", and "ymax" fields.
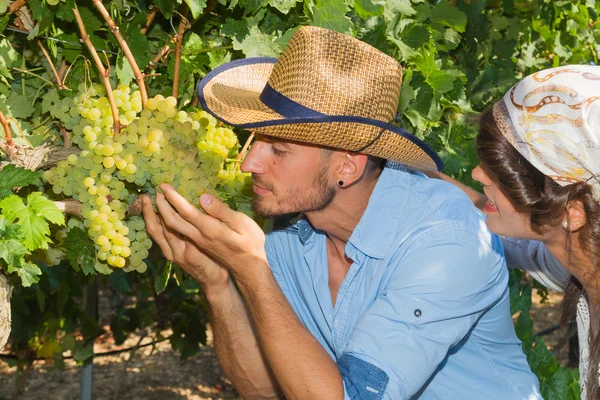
[{"xmin": 492, "ymin": 65, "xmax": 600, "ymax": 201}]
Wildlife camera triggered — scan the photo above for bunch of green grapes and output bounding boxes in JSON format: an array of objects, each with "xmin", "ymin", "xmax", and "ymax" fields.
[
  {"xmin": 42, "ymin": 88, "xmax": 82, "ymax": 130},
  {"xmin": 43, "ymin": 86, "xmax": 251, "ymax": 274}
]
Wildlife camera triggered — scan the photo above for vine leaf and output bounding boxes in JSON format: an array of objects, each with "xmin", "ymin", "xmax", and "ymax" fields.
[
  {"xmin": 268, "ymin": 0, "xmax": 301, "ymax": 14},
  {"xmin": 0, "ymin": 164, "xmax": 41, "ymax": 200},
  {"xmin": 155, "ymin": 260, "xmax": 173, "ymax": 294},
  {"xmin": 311, "ymin": 0, "xmax": 353, "ymax": 35},
  {"xmin": 14, "ymin": 261, "xmax": 42, "ymax": 287},
  {"xmin": 63, "ymin": 227, "xmax": 96, "ymax": 276},
  {"xmin": 184, "ymin": 0, "xmax": 207, "ymax": 19},
  {"xmin": 233, "ymin": 26, "xmax": 281, "ymax": 57},
  {"xmin": 430, "ymin": 0, "xmax": 467, "ymax": 33},
  {"xmin": 0, "ymin": 192, "xmax": 65, "ymax": 251}
]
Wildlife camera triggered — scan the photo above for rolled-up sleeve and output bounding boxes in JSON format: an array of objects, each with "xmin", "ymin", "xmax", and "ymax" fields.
[{"xmin": 340, "ymin": 228, "xmax": 507, "ymax": 399}]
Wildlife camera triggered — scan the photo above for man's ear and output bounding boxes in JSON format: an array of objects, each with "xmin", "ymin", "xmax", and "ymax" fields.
[
  {"xmin": 566, "ymin": 199, "xmax": 587, "ymax": 231},
  {"xmin": 334, "ymin": 152, "xmax": 369, "ymax": 187}
]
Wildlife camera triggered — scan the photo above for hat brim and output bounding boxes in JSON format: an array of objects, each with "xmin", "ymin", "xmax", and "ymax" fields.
[{"xmin": 198, "ymin": 58, "xmax": 443, "ymax": 171}]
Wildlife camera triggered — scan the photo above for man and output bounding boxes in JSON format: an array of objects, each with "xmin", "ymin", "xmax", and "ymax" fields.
[{"xmin": 143, "ymin": 26, "xmax": 541, "ymax": 399}]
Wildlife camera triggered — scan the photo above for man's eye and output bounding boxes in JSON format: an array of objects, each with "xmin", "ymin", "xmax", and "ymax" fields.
[{"xmin": 271, "ymin": 147, "xmax": 285, "ymax": 156}]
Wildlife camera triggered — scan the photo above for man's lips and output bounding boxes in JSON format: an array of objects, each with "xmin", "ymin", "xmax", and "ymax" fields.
[{"xmin": 253, "ymin": 184, "xmax": 272, "ymax": 195}]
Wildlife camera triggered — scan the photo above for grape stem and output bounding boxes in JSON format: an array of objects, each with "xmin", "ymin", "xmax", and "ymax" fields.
[
  {"xmin": 73, "ymin": 7, "xmax": 121, "ymax": 136},
  {"xmin": 37, "ymin": 39, "xmax": 67, "ymax": 90},
  {"xmin": 92, "ymin": 0, "xmax": 149, "ymax": 108},
  {"xmin": 60, "ymin": 125, "xmax": 72, "ymax": 148},
  {"xmin": 146, "ymin": 43, "xmax": 171, "ymax": 73},
  {"xmin": 0, "ymin": 111, "xmax": 13, "ymax": 146},
  {"xmin": 235, "ymin": 133, "xmax": 254, "ymax": 171},
  {"xmin": 55, "ymin": 196, "xmax": 143, "ymax": 218},
  {"xmin": 172, "ymin": 7, "xmax": 190, "ymax": 99},
  {"xmin": 11, "ymin": 67, "xmax": 55, "ymax": 87}
]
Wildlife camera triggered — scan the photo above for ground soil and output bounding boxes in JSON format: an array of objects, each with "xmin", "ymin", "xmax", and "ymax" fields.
[{"xmin": 0, "ymin": 288, "xmax": 572, "ymax": 400}]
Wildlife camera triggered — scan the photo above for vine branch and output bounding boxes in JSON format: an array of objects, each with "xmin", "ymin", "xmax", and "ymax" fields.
[
  {"xmin": 140, "ymin": 6, "xmax": 158, "ymax": 35},
  {"xmin": 0, "ymin": 111, "xmax": 13, "ymax": 146},
  {"xmin": 37, "ymin": 39, "xmax": 66, "ymax": 89},
  {"xmin": 172, "ymin": 8, "xmax": 189, "ymax": 98},
  {"xmin": 8, "ymin": 0, "xmax": 27, "ymax": 15},
  {"xmin": 92, "ymin": 0, "xmax": 148, "ymax": 107},
  {"xmin": 73, "ymin": 7, "xmax": 121, "ymax": 136}
]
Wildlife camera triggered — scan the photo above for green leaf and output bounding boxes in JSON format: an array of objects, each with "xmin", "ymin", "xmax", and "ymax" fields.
[
  {"xmin": 55, "ymin": 0, "xmax": 76, "ymax": 22},
  {"xmin": 233, "ymin": 26, "xmax": 281, "ymax": 57},
  {"xmin": 0, "ymin": 165, "xmax": 41, "ymax": 200},
  {"xmin": 0, "ymin": 13, "xmax": 10, "ymax": 32},
  {"xmin": 311, "ymin": 0, "xmax": 353, "ymax": 35},
  {"xmin": 116, "ymin": 56, "xmax": 135, "ymax": 88},
  {"xmin": 155, "ymin": 260, "xmax": 173, "ymax": 294},
  {"xmin": 26, "ymin": 192, "xmax": 65, "ymax": 226},
  {"xmin": 77, "ymin": 6, "xmax": 104, "ymax": 34},
  {"xmin": 28, "ymin": 0, "xmax": 55, "ymax": 35},
  {"xmin": 240, "ymin": 0, "xmax": 270, "ymax": 15},
  {"xmin": 0, "ymin": 193, "xmax": 65, "ymax": 251},
  {"xmin": 269, "ymin": 0, "xmax": 300, "ymax": 14},
  {"xmin": 63, "ymin": 227, "xmax": 96, "ymax": 276},
  {"xmin": 354, "ymin": 0, "xmax": 384, "ymax": 19},
  {"xmin": 427, "ymin": 70, "xmax": 454, "ymax": 94},
  {"xmin": 16, "ymin": 262, "xmax": 42, "ymax": 287},
  {"xmin": 0, "ymin": 238, "xmax": 29, "ymax": 268},
  {"xmin": 0, "ymin": 39, "xmax": 20, "ymax": 69},
  {"xmin": 185, "ymin": 0, "xmax": 207, "ymax": 18},
  {"xmin": 36, "ymin": 288, "xmax": 46, "ymax": 312},
  {"xmin": 126, "ymin": 30, "xmax": 152, "ymax": 70},
  {"xmin": 399, "ymin": 68, "xmax": 414, "ymax": 114},
  {"xmin": 383, "ymin": 0, "xmax": 416, "ymax": 21},
  {"xmin": 430, "ymin": 0, "xmax": 466, "ymax": 33},
  {"xmin": 72, "ymin": 343, "xmax": 94, "ymax": 363},
  {"xmin": 152, "ymin": 0, "xmax": 178, "ymax": 17},
  {"xmin": 0, "ymin": 94, "xmax": 35, "ymax": 119},
  {"xmin": 541, "ymin": 368, "xmax": 578, "ymax": 400}
]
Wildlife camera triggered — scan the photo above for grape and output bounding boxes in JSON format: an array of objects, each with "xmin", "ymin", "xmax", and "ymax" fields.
[{"xmin": 42, "ymin": 89, "xmax": 252, "ymax": 274}]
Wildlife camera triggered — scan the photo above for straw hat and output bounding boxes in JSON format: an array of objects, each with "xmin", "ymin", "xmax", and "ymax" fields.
[{"xmin": 197, "ymin": 26, "xmax": 443, "ymax": 171}]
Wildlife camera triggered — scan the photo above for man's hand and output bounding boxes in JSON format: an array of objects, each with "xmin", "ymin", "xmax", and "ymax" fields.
[
  {"xmin": 146, "ymin": 184, "xmax": 269, "ymax": 283},
  {"xmin": 142, "ymin": 191, "xmax": 230, "ymax": 294}
]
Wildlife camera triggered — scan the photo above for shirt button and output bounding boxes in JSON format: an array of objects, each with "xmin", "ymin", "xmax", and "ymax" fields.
[{"xmin": 414, "ymin": 309, "xmax": 422, "ymax": 317}]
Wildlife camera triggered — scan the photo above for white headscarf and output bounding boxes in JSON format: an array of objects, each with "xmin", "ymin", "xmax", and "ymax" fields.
[{"xmin": 492, "ymin": 65, "xmax": 600, "ymax": 201}]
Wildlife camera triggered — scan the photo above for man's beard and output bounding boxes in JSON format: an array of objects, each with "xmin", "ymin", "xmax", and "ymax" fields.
[{"xmin": 251, "ymin": 163, "xmax": 336, "ymax": 219}]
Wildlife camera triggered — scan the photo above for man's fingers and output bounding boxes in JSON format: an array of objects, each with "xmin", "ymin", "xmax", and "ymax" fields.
[
  {"xmin": 141, "ymin": 194, "xmax": 174, "ymax": 260},
  {"xmin": 199, "ymin": 193, "xmax": 247, "ymax": 234},
  {"xmin": 155, "ymin": 190, "xmax": 211, "ymax": 244},
  {"xmin": 159, "ymin": 184, "xmax": 229, "ymax": 238}
]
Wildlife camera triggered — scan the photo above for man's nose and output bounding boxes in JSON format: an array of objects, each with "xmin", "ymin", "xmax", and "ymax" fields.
[{"xmin": 241, "ymin": 140, "xmax": 268, "ymax": 174}]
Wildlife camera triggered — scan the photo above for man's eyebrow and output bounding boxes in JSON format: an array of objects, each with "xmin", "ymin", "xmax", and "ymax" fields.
[{"xmin": 270, "ymin": 138, "xmax": 292, "ymax": 149}]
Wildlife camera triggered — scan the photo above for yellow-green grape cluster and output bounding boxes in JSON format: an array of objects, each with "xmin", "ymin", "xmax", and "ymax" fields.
[
  {"xmin": 43, "ymin": 87, "xmax": 251, "ymax": 274},
  {"xmin": 195, "ymin": 111, "xmax": 253, "ymax": 198},
  {"xmin": 42, "ymin": 88, "xmax": 81, "ymax": 130}
]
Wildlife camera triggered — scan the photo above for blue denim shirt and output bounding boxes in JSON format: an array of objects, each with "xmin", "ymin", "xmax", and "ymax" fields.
[{"xmin": 265, "ymin": 166, "xmax": 541, "ymax": 399}]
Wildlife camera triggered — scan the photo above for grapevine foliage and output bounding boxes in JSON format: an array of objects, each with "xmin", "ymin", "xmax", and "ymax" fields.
[{"xmin": 0, "ymin": 1, "xmax": 598, "ymax": 397}]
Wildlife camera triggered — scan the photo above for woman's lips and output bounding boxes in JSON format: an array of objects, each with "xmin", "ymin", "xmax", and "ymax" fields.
[{"xmin": 485, "ymin": 199, "xmax": 498, "ymax": 213}]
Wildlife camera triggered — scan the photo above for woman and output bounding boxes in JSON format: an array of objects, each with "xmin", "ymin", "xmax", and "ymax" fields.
[{"xmin": 431, "ymin": 65, "xmax": 600, "ymax": 399}]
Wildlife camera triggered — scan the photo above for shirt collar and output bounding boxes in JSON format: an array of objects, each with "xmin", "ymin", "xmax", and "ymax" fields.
[
  {"xmin": 346, "ymin": 166, "xmax": 406, "ymax": 259},
  {"xmin": 294, "ymin": 165, "xmax": 409, "ymax": 259}
]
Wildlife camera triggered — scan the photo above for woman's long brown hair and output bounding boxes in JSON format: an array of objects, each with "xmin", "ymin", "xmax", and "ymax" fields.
[{"xmin": 477, "ymin": 108, "xmax": 600, "ymax": 399}]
